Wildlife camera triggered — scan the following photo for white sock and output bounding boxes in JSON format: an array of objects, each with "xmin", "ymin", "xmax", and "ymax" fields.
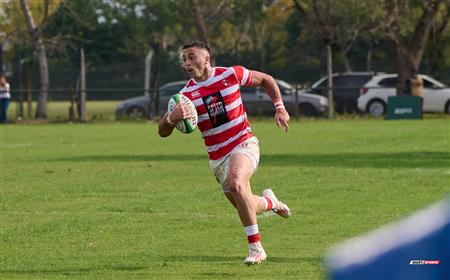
[
  {"xmin": 244, "ymin": 224, "xmax": 261, "ymax": 244},
  {"xmin": 262, "ymin": 196, "xmax": 275, "ymax": 210},
  {"xmin": 244, "ymin": 224, "xmax": 259, "ymax": 236}
]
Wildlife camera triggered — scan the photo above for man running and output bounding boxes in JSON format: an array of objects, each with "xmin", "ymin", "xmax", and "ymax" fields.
[{"xmin": 158, "ymin": 41, "xmax": 290, "ymax": 265}]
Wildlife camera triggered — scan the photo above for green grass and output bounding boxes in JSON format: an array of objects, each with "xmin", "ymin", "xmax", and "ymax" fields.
[{"xmin": 1, "ymin": 118, "xmax": 449, "ymax": 279}]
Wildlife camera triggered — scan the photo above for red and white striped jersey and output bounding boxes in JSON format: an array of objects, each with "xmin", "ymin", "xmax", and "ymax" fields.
[{"xmin": 179, "ymin": 66, "xmax": 254, "ymax": 160}]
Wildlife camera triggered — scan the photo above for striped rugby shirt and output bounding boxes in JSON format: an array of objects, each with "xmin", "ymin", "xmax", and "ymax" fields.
[{"xmin": 179, "ymin": 66, "xmax": 254, "ymax": 161}]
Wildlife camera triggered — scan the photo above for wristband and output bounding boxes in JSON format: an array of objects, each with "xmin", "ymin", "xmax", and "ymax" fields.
[
  {"xmin": 166, "ymin": 113, "xmax": 174, "ymax": 126},
  {"xmin": 274, "ymin": 100, "xmax": 285, "ymax": 110}
]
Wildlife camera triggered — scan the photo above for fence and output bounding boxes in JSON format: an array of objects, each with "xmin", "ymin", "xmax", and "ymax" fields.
[
  {"xmin": 8, "ymin": 88, "xmax": 154, "ymax": 122},
  {"xmin": 6, "ymin": 83, "xmax": 450, "ymax": 122},
  {"xmin": 10, "ymin": 88, "xmax": 148, "ymax": 102}
]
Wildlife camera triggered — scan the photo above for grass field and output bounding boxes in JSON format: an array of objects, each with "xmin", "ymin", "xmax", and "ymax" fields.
[{"xmin": 1, "ymin": 118, "xmax": 449, "ymax": 279}]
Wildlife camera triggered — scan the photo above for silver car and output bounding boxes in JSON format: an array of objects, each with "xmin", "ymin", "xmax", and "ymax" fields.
[
  {"xmin": 242, "ymin": 79, "xmax": 329, "ymax": 116},
  {"xmin": 115, "ymin": 81, "xmax": 185, "ymax": 119},
  {"xmin": 115, "ymin": 79, "xmax": 329, "ymax": 119}
]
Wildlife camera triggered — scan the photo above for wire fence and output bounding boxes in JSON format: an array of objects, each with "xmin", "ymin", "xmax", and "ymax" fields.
[
  {"xmin": 9, "ymin": 88, "xmax": 148, "ymax": 101},
  {"xmin": 6, "ymin": 83, "xmax": 450, "ymax": 123},
  {"xmin": 7, "ymin": 88, "xmax": 155, "ymax": 122}
]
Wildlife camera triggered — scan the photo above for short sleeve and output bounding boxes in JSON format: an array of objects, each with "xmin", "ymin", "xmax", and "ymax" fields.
[{"xmin": 232, "ymin": 66, "xmax": 252, "ymax": 87}]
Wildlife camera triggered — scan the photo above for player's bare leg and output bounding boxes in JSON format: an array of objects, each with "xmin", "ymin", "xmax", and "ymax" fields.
[
  {"xmin": 225, "ymin": 187, "xmax": 290, "ymax": 219},
  {"xmin": 226, "ymin": 153, "xmax": 267, "ymax": 265},
  {"xmin": 224, "ymin": 192, "xmax": 265, "ymax": 213},
  {"xmin": 227, "ymin": 153, "xmax": 258, "ymax": 226}
]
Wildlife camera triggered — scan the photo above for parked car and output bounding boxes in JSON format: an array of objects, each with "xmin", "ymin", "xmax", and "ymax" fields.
[
  {"xmin": 242, "ymin": 79, "xmax": 328, "ymax": 116},
  {"xmin": 116, "ymin": 79, "xmax": 329, "ymax": 119},
  {"xmin": 304, "ymin": 72, "xmax": 381, "ymax": 114},
  {"xmin": 115, "ymin": 81, "xmax": 185, "ymax": 119},
  {"xmin": 357, "ymin": 74, "xmax": 450, "ymax": 117}
]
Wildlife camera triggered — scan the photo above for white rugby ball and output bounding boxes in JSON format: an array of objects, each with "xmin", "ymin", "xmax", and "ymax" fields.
[{"xmin": 167, "ymin": 93, "xmax": 198, "ymax": 134}]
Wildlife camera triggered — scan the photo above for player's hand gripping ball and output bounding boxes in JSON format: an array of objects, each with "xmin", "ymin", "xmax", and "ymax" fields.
[{"xmin": 167, "ymin": 93, "xmax": 198, "ymax": 134}]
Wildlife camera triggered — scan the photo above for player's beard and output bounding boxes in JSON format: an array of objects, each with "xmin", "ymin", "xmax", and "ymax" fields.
[
  {"xmin": 188, "ymin": 67, "xmax": 204, "ymax": 80},
  {"xmin": 186, "ymin": 68, "xmax": 196, "ymax": 78}
]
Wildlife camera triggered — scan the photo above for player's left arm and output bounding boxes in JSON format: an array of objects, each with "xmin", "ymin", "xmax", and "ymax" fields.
[{"xmin": 249, "ymin": 70, "xmax": 290, "ymax": 132}]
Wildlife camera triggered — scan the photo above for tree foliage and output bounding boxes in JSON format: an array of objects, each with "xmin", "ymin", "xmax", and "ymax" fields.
[
  {"xmin": 2, "ymin": 0, "xmax": 449, "ymax": 112},
  {"xmin": 378, "ymin": 0, "xmax": 447, "ymax": 95}
]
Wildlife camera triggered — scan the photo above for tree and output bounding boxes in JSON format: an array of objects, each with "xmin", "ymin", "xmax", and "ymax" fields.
[
  {"xmin": 292, "ymin": 0, "xmax": 385, "ymax": 117},
  {"xmin": 250, "ymin": 0, "xmax": 293, "ymax": 72},
  {"xmin": 183, "ymin": 0, "xmax": 230, "ymax": 48},
  {"xmin": 382, "ymin": 0, "xmax": 446, "ymax": 95},
  {"xmin": 188, "ymin": 0, "xmax": 209, "ymax": 42},
  {"xmin": 0, "ymin": 1, "xmax": 34, "ymax": 74},
  {"xmin": 421, "ymin": 1, "xmax": 450, "ymax": 81},
  {"xmin": 19, "ymin": 0, "xmax": 60, "ymax": 118},
  {"xmin": 293, "ymin": 0, "xmax": 340, "ymax": 118}
]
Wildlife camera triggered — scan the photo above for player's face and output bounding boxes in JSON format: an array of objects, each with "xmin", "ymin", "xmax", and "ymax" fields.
[{"xmin": 182, "ymin": 47, "xmax": 209, "ymax": 80}]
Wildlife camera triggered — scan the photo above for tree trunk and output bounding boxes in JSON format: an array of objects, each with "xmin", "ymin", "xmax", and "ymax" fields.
[
  {"xmin": 327, "ymin": 44, "xmax": 334, "ymax": 119},
  {"xmin": 145, "ymin": 49, "xmax": 154, "ymax": 119},
  {"xmin": 387, "ymin": 0, "xmax": 443, "ymax": 96},
  {"xmin": 409, "ymin": 0, "xmax": 443, "ymax": 67},
  {"xmin": 0, "ymin": 43, "xmax": 3, "ymax": 72},
  {"xmin": 79, "ymin": 48, "xmax": 86, "ymax": 122},
  {"xmin": 20, "ymin": 0, "xmax": 49, "ymax": 119},
  {"xmin": 366, "ymin": 48, "xmax": 372, "ymax": 71},
  {"xmin": 390, "ymin": 40, "xmax": 414, "ymax": 95},
  {"xmin": 153, "ymin": 43, "xmax": 161, "ymax": 116},
  {"xmin": 189, "ymin": 0, "xmax": 208, "ymax": 42},
  {"xmin": 234, "ymin": 38, "xmax": 240, "ymax": 65},
  {"xmin": 35, "ymin": 36, "xmax": 49, "ymax": 118},
  {"xmin": 341, "ymin": 51, "xmax": 352, "ymax": 72},
  {"xmin": 260, "ymin": 46, "xmax": 266, "ymax": 72},
  {"xmin": 26, "ymin": 62, "xmax": 32, "ymax": 119}
]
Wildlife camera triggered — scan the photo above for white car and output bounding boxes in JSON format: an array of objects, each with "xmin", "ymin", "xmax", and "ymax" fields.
[{"xmin": 357, "ymin": 74, "xmax": 450, "ymax": 117}]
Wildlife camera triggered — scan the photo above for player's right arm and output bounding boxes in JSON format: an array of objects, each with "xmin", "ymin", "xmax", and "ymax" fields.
[
  {"xmin": 250, "ymin": 70, "xmax": 290, "ymax": 132},
  {"xmin": 158, "ymin": 102, "xmax": 195, "ymax": 137},
  {"xmin": 158, "ymin": 111, "xmax": 176, "ymax": 137}
]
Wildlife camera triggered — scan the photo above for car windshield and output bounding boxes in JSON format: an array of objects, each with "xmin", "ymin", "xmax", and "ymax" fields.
[
  {"xmin": 277, "ymin": 80, "xmax": 292, "ymax": 90},
  {"xmin": 276, "ymin": 80, "xmax": 294, "ymax": 94},
  {"xmin": 423, "ymin": 77, "xmax": 447, "ymax": 88},
  {"xmin": 159, "ymin": 82, "xmax": 186, "ymax": 96}
]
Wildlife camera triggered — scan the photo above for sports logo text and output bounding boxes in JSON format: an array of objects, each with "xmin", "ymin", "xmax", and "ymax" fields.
[{"xmin": 409, "ymin": 260, "xmax": 440, "ymax": 265}]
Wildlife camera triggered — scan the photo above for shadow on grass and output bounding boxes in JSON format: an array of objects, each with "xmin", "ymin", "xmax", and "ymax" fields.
[
  {"xmin": 0, "ymin": 257, "xmax": 319, "ymax": 275},
  {"xmin": 0, "ymin": 265, "xmax": 147, "ymax": 275},
  {"xmin": 53, "ymin": 154, "xmax": 207, "ymax": 162},
  {"xmin": 52, "ymin": 151, "xmax": 449, "ymax": 169},
  {"xmin": 159, "ymin": 255, "xmax": 320, "ymax": 265},
  {"xmin": 262, "ymin": 152, "xmax": 449, "ymax": 169}
]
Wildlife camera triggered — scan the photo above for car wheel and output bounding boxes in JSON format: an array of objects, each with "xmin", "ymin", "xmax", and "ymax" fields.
[
  {"xmin": 299, "ymin": 103, "xmax": 318, "ymax": 116},
  {"xmin": 445, "ymin": 101, "xmax": 450, "ymax": 114},
  {"xmin": 126, "ymin": 106, "xmax": 146, "ymax": 119},
  {"xmin": 367, "ymin": 100, "xmax": 386, "ymax": 117}
]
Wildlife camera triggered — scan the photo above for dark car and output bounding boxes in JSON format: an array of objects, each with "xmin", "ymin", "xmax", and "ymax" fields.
[
  {"xmin": 306, "ymin": 72, "xmax": 382, "ymax": 114},
  {"xmin": 116, "ymin": 79, "xmax": 329, "ymax": 119}
]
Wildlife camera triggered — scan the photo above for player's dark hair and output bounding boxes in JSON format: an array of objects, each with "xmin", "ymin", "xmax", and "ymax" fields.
[{"xmin": 183, "ymin": 41, "xmax": 211, "ymax": 55}]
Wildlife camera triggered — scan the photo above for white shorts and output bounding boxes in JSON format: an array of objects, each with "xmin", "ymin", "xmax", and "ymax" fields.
[{"xmin": 209, "ymin": 136, "xmax": 260, "ymax": 193}]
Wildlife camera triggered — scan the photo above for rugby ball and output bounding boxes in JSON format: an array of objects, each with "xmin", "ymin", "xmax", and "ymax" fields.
[{"xmin": 167, "ymin": 93, "xmax": 198, "ymax": 134}]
